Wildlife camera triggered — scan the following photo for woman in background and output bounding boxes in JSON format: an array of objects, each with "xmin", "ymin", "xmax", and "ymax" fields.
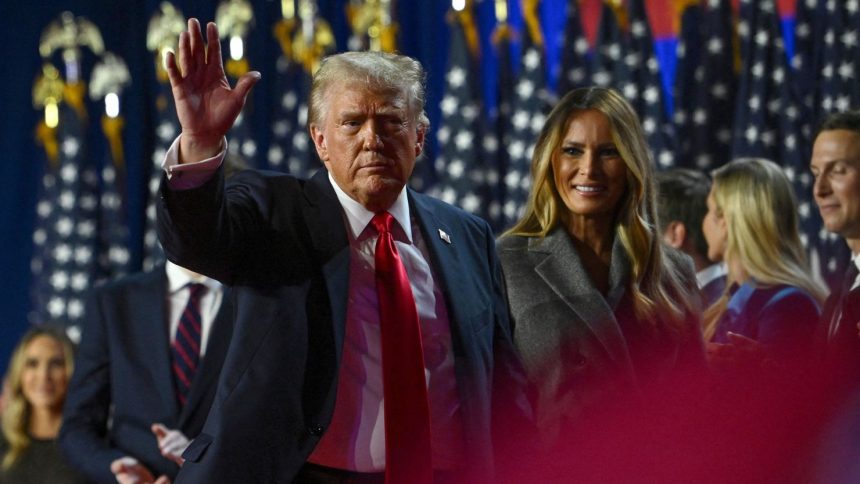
[
  {"xmin": 497, "ymin": 86, "xmax": 705, "ymax": 449},
  {"xmin": 0, "ymin": 326, "xmax": 86, "ymax": 484},
  {"xmin": 702, "ymin": 157, "xmax": 826, "ymax": 367}
]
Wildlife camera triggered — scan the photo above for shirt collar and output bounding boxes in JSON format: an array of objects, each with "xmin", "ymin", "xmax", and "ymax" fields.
[
  {"xmin": 327, "ymin": 171, "xmax": 412, "ymax": 242},
  {"xmin": 696, "ymin": 262, "xmax": 727, "ymax": 288},
  {"xmin": 165, "ymin": 260, "xmax": 221, "ymax": 294}
]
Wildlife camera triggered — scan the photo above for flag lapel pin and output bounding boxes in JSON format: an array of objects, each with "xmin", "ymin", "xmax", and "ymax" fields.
[{"xmin": 438, "ymin": 229, "xmax": 451, "ymax": 244}]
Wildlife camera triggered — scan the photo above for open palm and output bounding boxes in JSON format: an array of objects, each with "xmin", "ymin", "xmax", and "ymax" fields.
[{"xmin": 166, "ymin": 19, "xmax": 259, "ymax": 160}]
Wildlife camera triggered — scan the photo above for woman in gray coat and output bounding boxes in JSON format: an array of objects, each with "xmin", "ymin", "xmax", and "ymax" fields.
[{"xmin": 498, "ymin": 87, "xmax": 705, "ymax": 449}]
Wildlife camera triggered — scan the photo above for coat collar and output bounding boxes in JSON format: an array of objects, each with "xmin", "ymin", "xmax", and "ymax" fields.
[{"xmin": 528, "ymin": 226, "xmax": 635, "ymax": 374}]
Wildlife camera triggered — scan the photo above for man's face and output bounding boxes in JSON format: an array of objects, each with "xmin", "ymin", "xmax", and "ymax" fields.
[
  {"xmin": 310, "ymin": 83, "xmax": 425, "ymax": 212},
  {"xmin": 811, "ymin": 129, "xmax": 860, "ymax": 240}
]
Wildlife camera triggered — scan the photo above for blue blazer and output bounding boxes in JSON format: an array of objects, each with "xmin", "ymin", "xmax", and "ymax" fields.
[
  {"xmin": 59, "ymin": 267, "xmax": 234, "ymax": 483},
  {"xmin": 712, "ymin": 282, "xmax": 820, "ymax": 359},
  {"xmin": 156, "ymin": 168, "xmax": 527, "ymax": 483}
]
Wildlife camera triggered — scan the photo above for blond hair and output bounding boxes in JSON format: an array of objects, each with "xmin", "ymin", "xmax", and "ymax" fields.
[
  {"xmin": 1, "ymin": 326, "xmax": 74, "ymax": 470},
  {"xmin": 702, "ymin": 158, "xmax": 827, "ymax": 339},
  {"xmin": 506, "ymin": 86, "xmax": 697, "ymax": 329}
]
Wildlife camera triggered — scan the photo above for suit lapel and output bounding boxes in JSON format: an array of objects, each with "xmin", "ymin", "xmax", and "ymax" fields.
[
  {"xmin": 303, "ymin": 170, "xmax": 351, "ymax": 364},
  {"xmin": 409, "ymin": 192, "xmax": 469, "ymax": 335},
  {"xmin": 179, "ymin": 288, "xmax": 233, "ymax": 427},
  {"xmin": 134, "ymin": 268, "xmax": 180, "ymax": 419},
  {"xmin": 531, "ymin": 227, "xmax": 635, "ymax": 373}
]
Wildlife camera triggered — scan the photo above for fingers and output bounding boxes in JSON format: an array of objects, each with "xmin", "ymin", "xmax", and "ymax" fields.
[
  {"xmin": 206, "ymin": 22, "xmax": 223, "ymax": 72},
  {"xmin": 165, "ymin": 51, "xmax": 182, "ymax": 88},
  {"xmin": 154, "ymin": 477, "xmax": 172, "ymax": 484},
  {"xmin": 188, "ymin": 18, "xmax": 206, "ymax": 71},
  {"xmin": 151, "ymin": 423, "xmax": 168, "ymax": 439},
  {"xmin": 110, "ymin": 456, "xmax": 137, "ymax": 474},
  {"xmin": 233, "ymin": 71, "xmax": 262, "ymax": 100},
  {"xmin": 177, "ymin": 31, "xmax": 191, "ymax": 78}
]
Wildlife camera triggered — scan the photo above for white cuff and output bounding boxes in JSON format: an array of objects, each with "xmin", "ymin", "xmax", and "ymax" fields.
[{"xmin": 162, "ymin": 135, "xmax": 228, "ymax": 190}]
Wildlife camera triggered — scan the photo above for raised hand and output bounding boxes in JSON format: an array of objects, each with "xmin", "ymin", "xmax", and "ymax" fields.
[{"xmin": 165, "ymin": 18, "xmax": 260, "ymax": 163}]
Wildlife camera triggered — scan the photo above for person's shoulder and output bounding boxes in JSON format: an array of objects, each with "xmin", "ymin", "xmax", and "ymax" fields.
[
  {"xmin": 92, "ymin": 266, "xmax": 164, "ymax": 294},
  {"xmin": 496, "ymin": 233, "xmax": 531, "ymax": 252},
  {"xmin": 411, "ymin": 190, "xmax": 492, "ymax": 233},
  {"xmin": 83, "ymin": 266, "xmax": 170, "ymax": 311},
  {"xmin": 762, "ymin": 284, "xmax": 820, "ymax": 308}
]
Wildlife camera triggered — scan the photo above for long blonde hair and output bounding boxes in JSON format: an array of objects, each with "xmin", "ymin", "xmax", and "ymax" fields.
[
  {"xmin": 702, "ymin": 158, "xmax": 827, "ymax": 339},
  {"xmin": 1, "ymin": 326, "xmax": 74, "ymax": 470},
  {"xmin": 505, "ymin": 86, "xmax": 697, "ymax": 329}
]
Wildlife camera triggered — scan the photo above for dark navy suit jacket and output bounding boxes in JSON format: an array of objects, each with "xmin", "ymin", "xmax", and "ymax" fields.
[
  {"xmin": 157, "ymin": 168, "xmax": 527, "ymax": 483},
  {"xmin": 59, "ymin": 267, "xmax": 233, "ymax": 483},
  {"xmin": 712, "ymin": 282, "xmax": 820, "ymax": 360}
]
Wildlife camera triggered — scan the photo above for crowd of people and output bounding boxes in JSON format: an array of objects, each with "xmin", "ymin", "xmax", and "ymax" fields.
[{"xmin": 2, "ymin": 18, "xmax": 860, "ymax": 483}]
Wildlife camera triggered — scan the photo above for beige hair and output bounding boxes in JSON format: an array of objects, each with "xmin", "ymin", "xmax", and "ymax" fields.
[
  {"xmin": 702, "ymin": 158, "xmax": 827, "ymax": 339},
  {"xmin": 1, "ymin": 326, "xmax": 74, "ymax": 470},
  {"xmin": 308, "ymin": 51, "xmax": 430, "ymax": 129},
  {"xmin": 506, "ymin": 86, "xmax": 698, "ymax": 329}
]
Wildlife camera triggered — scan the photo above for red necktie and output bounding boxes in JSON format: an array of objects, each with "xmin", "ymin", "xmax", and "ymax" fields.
[
  {"xmin": 371, "ymin": 212, "xmax": 433, "ymax": 484},
  {"xmin": 172, "ymin": 282, "xmax": 206, "ymax": 407}
]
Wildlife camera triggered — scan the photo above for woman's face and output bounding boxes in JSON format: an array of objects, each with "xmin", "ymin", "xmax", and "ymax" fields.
[
  {"xmin": 20, "ymin": 335, "xmax": 68, "ymax": 412},
  {"xmin": 552, "ymin": 109, "xmax": 628, "ymax": 225},
  {"xmin": 702, "ymin": 186, "xmax": 728, "ymax": 262}
]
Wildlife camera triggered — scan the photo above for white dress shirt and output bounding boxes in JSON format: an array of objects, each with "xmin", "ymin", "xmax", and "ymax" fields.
[
  {"xmin": 850, "ymin": 255, "xmax": 860, "ymax": 291},
  {"xmin": 165, "ymin": 260, "xmax": 224, "ymax": 357},
  {"xmin": 162, "ymin": 137, "xmax": 465, "ymax": 471},
  {"xmin": 696, "ymin": 262, "xmax": 727, "ymax": 290}
]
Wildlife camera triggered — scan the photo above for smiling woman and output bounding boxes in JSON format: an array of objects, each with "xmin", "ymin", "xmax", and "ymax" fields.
[
  {"xmin": 0, "ymin": 326, "xmax": 87, "ymax": 484},
  {"xmin": 497, "ymin": 86, "xmax": 706, "ymax": 452}
]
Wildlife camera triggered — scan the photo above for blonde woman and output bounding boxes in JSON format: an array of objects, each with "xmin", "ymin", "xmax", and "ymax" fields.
[
  {"xmin": 702, "ymin": 158, "xmax": 825, "ymax": 365},
  {"xmin": 498, "ymin": 87, "xmax": 705, "ymax": 448},
  {"xmin": 0, "ymin": 326, "xmax": 86, "ymax": 484}
]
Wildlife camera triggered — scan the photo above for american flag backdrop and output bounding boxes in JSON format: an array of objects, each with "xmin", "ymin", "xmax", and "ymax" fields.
[
  {"xmin": 557, "ymin": 0, "xmax": 592, "ymax": 96},
  {"xmin": 30, "ymin": 83, "xmax": 100, "ymax": 329},
  {"xmin": 95, "ymin": 120, "xmax": 132, "ymax": 281},
  {"xmin": 501, "ymin": 8, "xmax": 553, "ymax": 229},
  {"xmin": 484, "ymin": 19, "xmax": 516, "ymax": 231},
  {"xmin": 430, "ymin": 8, "xmax": 489, "ymax": 222},
  {"xmin": 267, "ymin": 21, "xmax": 317, "ymax": 176},
  {"xmin": 672, "ymin": 0, "xmax": 736, "ymax": 171},
  {"xmin": 625, "ymin": 0, "xmax": 675, "ymax": 169},
  {"xmin": 21, "ymin": 0, "xmax": 860, "ymax": 331}
]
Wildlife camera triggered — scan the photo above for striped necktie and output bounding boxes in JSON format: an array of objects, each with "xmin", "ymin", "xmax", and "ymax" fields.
[{"xmin": 172, "ymin": 282, "xmax": 206, "ymax": 406}]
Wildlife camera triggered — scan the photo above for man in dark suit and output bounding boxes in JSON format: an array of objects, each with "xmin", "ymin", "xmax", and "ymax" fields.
[
  {"xmin": 157, "ymin": 18, "xmax": 525, "ymax": 483},
  {"xmin": 811, "ymin": 110, "xmax": 860, "ymax": 380},
  {"xmin": 656, "ymin": 168, "xmax": 727, "ymax": 308},
  {"xmin": 59, "ymin": 261, "xmax": 233, "ymax": 483}
]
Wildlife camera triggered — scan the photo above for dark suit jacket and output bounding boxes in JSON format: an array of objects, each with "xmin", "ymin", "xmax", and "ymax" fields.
[
  {"xmin": 59, "ymin": 266, "xmax": 234, "ymax": 483},
  {"xmin": 712, "ymin": 282, "xmax": 820, "ymax": 360},
  {"xmin": 497, "ymin": 227, "xmax": 705, "ymax": 448},
  {"xmin": 819, "ymin": 283, "xmax": 860, "ymax": 382},
  {"xmin": 156, "ymin": 168, "xmax": 525, "ymax": 483}
]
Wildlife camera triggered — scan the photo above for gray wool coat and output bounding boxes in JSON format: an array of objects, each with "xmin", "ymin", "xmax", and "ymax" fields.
[{"xmin": 497, "ymin": 225, "xmax": 705, "ymax": 447}]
